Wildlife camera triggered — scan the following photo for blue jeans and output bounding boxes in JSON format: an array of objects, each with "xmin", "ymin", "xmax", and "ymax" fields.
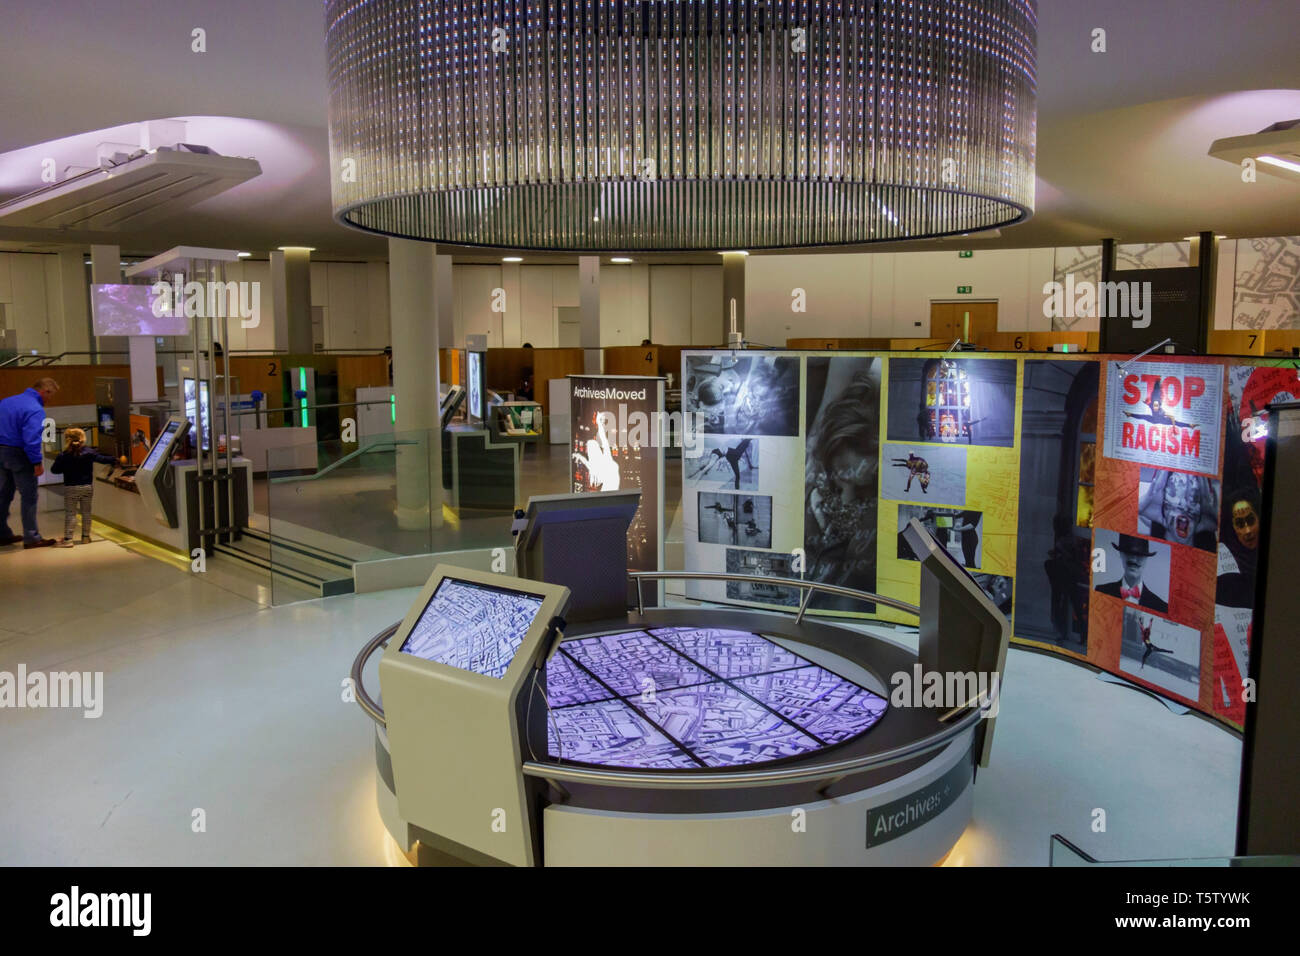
[{"xmin": 0, "ymin": 444, "xmax": 40, "ymax": 540}]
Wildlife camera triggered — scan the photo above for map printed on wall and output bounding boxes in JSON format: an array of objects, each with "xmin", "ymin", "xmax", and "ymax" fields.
[{"xmin": 1232, "ymin": 236, "xmax": 1300, "ymax": 330}]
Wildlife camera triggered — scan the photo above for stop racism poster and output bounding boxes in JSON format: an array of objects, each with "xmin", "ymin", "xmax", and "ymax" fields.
[{"xmin": 1103, "ymin": 360, "xmax": 1224, "ymax": 476}]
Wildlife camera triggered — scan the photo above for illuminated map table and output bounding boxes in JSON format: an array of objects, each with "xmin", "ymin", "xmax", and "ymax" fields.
[{"xmin": 545, "ymin": 627, "xmax": 888, "ymax": 769}]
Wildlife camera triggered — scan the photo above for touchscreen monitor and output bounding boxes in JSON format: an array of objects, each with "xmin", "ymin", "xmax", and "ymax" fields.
[
  {"xmin": 399, "ymin": 577, "xmax": 546, "ymax": 679},
  {"xmin": 141, "ymin": 420, "xmax": 180, "ymax": 472}
]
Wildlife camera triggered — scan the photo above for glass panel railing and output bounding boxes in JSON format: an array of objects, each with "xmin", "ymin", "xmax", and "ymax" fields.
[
  {"xmin": 249, "ymin": 413, "xmax": 690, "ymax": 606},
  {"xmin": 1049, "ymin": 834, "xmax": 1299, "ymax": 867}
]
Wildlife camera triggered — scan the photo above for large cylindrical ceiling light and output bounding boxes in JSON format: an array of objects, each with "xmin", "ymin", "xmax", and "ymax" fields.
[{"xmin": 325, "ymin": 1, "xmax": 1036, "ymax": 251}]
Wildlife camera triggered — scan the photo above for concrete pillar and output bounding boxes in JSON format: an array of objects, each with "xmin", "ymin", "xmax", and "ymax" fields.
[
  {"xmin": 435, "ymin": 253, "xmax": 454, "ymax": 353},
  {"xmin": 721, "ymin": 252, "xmax": 747, "ymax": 343},
  {"xmin": 52, "ymin": 249, "xmax": 91, "ymax": 359},
  {"xmin": 579, "ymin": 255, "xmax": 601, "ymax": 373},
  {"xmin": 388, "ymin": 238, "xmax": 443, "ymax": 531},
  {"xmin": 90, "ymin": 244, "xmax": 122, "ymax": 363},
  {"xmin": 272, "ymin": 247, "xmax": 313, "ymax": 355}
]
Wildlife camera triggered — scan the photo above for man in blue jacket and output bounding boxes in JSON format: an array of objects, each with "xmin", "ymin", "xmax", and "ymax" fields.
[{"xmin": 0, "ymin": 377, "xmax": 60, "ymax": 548}]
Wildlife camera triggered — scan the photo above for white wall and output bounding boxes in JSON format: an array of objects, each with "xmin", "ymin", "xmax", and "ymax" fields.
[{"xmin": 744, "ymin": 248, "xmax": 1059, "ymax": 345}]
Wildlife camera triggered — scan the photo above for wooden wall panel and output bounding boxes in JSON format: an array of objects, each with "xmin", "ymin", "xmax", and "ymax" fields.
[
  {"xmin": 603, "ymin": 345, "xmax": 657, "ymax": 376},
  {"xmin": 0, "ymin": 364, "xmax": 163, "ymax": 407}
]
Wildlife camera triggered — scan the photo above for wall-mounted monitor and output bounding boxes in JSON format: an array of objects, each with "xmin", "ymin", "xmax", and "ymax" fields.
[{"xmin": 90, "ymin": 283, "xmax": 191, "ymax": 337}]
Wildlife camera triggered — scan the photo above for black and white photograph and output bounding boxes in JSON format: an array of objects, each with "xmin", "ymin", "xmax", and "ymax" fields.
[
  {"xmin": 1014, "ymin": 359, "xmax": 1100, "ymax": 651},
  {"xmin": 698, "ymin": 492, "xmax": 773, "ymax": 548},
  {"xmin": 896, "ymin": 504, "xmax": 983, "ymax": 569},
  {"xmin": 684, "ymin": 354, "xmax": 800, "ymax": 436},
  {"xmin": 887, "ymin": 357, "xmax": 1017, "ymax": 447},
  {"xmin": 881, "ymin": 442, "xmax": 967, "ymax": 505},
  {"xmin": 1092, "ymin": 529, "xmax": 1172, "ymax": 615},
  {"xmin": 1137, "ymin": 466, "xmax": 1220, "ymax": 553},
  {"xmin": 725, "ymin": 549, "xmax": 802, "ymax": 607},
  {"xmin": 1118, "ymin": 608, "xmax": 1202, "ymax": 701},
  {"xmin": 972, "ymin": 573, "xmax": 1014, "ymax": 617},
  {"xmin": 803, "ymin": 356, "xmax": 880, "ymax": 611},
  {"xmin": 686, "ymin": 436, "xmax": 759, "ymax": 491}
]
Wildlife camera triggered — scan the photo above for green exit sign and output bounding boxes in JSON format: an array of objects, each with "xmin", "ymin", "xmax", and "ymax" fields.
[
  {"xmin": 956, "ymin": 285, "xmax": 972, "ymax": 294},
  {"xmin": 958, "ymin": 250, "xmax": 973, "ymax": 258}
]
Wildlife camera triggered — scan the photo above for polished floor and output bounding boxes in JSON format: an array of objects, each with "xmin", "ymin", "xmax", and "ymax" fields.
[{"xmin": 0, "ymin": 514, "xmax": 1241, "ymax": 866}]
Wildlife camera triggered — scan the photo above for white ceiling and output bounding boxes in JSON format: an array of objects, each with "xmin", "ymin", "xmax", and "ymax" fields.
[{"xmin": 0, "ymin": 0, "xmax": 1296, "ymax": 262}]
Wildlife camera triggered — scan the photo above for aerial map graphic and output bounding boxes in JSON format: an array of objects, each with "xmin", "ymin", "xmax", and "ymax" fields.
[
  {"xmin": 399, "ymin": 579, "xmax": 545, "ymax": 679},
  {"xmin": 545, "ymin": 627, "xmax": 888, "ymax": 769}
]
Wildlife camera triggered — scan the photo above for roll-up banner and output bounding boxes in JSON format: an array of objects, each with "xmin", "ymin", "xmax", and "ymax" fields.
[{"xmin": 570, "ymin": 375, "xmax": 666, "ymax": 604}]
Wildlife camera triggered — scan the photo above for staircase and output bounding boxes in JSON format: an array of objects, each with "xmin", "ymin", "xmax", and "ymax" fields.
[{"xmin": 212, "ymin": 526, "xmax": 356, "ymax": 598}]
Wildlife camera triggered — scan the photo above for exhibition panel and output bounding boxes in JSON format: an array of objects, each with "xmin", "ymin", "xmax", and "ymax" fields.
[{"xmin": 681, "ymin": 349, "xmax": 1292, "ymax": 730}]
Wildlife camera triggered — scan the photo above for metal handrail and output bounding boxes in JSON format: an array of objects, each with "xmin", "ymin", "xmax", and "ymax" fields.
[
  {"xmin": 351, "ymin": 623, "xmax": 398, "ymax": 728},
  {"xmin": 628, "ymin": 570, "xmax": 920, "ymax": 623},
  {"xmin": 269, "ymin": 438, "xmax": 418, "ymax": 483},
  {"xmin": 522, "ymin": 710, "xmax": 980, "ymax": 790}
]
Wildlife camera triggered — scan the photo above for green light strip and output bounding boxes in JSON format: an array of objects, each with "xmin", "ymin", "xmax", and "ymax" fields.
[
  {"xmin": 390, "ymin": 394, "xmax": 396, "ymax": 424},
  {"xmin": 299, "ymin": 368, "xmax": 309, "ymax": 427}
]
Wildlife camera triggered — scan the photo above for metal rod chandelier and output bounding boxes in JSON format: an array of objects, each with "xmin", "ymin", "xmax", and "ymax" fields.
[{"xmin": 325, "ymin": 0, "xmax": 1037, "ymax": 251}]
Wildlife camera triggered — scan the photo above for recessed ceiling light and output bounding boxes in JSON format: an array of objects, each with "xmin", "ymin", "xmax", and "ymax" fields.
[
  {"xmin": 502, "ymin": 256, "xmax": 523, "ymax": 263},
  {"xmin": 610, "ymin": 257, "xmax": 633, "ymax": 264},
  {"xmin": 1259, "ymin": 154, "xmax": 1300, "ymax": 174},
  {"xmin": 720, "ymin": 250, "xmax": 749, "ymax": 256},
  {"xmin": 236, "ymin": 251, "xmax": 252, "ymax": 258},
  {"xmin": 277, "ymin": 246, "xmax": 315, "ymax": 252}
]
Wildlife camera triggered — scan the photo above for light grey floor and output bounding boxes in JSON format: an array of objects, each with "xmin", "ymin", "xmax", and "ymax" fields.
[{"xmin": 0, "ymin": 522, "xmax": 1240, "ymax": 866}]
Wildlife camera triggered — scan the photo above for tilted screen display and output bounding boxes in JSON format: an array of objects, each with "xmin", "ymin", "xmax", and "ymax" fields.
[
  {"xmin": 141, "ymin": 421, "xmax": 180, "ymax": 472},
  {"xmin": 399, "ymin": 577, "xmax": 545, "ymax": 679},
  {"xmin": 546, "ymin": 626, "xmax": 888, "ymax": 769}
]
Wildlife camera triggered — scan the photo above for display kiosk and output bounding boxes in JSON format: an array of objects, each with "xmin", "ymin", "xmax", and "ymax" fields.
[
  {"xmin": 135, "ymin": 417, "xmax": 190, "ymax": 528},
  {"xmin": 513, "ymin": 490, "xmax": 641, "ymax": 622},
  {"xmin": 357, "ymin": 519, "xmax": 1011, "ymax": 867},
  {"xmin": 378, "ymin": 566, "xmax": 571, "ymax": 867}
]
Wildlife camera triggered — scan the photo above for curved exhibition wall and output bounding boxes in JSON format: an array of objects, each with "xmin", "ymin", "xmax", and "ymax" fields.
[{"xmin": 680, "ymin": 349, "xmax": 1290, "ymax": 728}]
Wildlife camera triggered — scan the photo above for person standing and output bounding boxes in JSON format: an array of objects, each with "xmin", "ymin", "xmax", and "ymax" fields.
[
  {"xmin": 0, "ymin": 377, "xmax": 60, "ymax": 548},
  {"xmin": 50, "ymin": 427, "xmax": 119, "ymax": 546}
]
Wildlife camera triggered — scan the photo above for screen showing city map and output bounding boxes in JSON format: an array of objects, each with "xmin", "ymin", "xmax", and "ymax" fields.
[
  {"xmin": 399, "ymin": 577, "xmax": 546, "ymax": 679},
  {"xmin": 545, "ymin": 626, "xmax": 888, "ymax": 769}
]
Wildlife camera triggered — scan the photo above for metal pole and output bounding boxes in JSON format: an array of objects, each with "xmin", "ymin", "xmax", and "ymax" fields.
[
  {"xmin": 190, "ymin": 262, "xmax": 207, "ymax": 558},
  {"xmin": 220, "ymin": 259, "xmax": 234, "ymax": 544}
]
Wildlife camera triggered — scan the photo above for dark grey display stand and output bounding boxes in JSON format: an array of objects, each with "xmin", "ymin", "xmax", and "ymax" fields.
[{"xmin": 1236, "ymin": 400, "xmax": 1300, "ymax": 856}]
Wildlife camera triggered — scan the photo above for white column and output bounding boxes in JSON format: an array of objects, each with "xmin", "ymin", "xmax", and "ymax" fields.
[
  {"xmin": 388, "ymin": 238, "xmax": 443, "ymax": 531},
  {"xmin": 579, "ymin": 255, "xmax": 601, "ymax": 373},
  {"xmin": 721, "ymin": 252, "xmax": 747, "ymax": 343}
]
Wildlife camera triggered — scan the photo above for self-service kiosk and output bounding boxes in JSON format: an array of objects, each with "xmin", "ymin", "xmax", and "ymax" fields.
[
  {"xmin": 379, "ymin": 566, "xmax": 571, "ymax": 867},
  {"xmin": 135, "ymin": 417, "xmax": 190, "ymax": 528}
]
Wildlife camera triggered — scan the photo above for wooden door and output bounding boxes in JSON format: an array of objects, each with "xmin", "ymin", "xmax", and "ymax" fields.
[{"xmin": 930, "ymin": 301, "xmax": 998, "ymax": 341}]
